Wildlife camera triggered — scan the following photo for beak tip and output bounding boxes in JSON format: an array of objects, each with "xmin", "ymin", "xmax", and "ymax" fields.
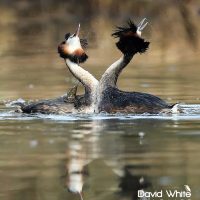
[{"xmin": 75, "ymin": 23, "xmax": 81, "ymax": 36}]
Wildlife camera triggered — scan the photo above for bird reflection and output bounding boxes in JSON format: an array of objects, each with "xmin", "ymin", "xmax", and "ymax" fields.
[
  {"xmin": 65, "ymin": 140, "xmax": 90, "ymax": 200},
  {"xmin": 119, "ymin": 165, "xmax": 151, "ymax": 200},
  {"xmin": 64, "ymin": 119, "xmax": 153, "ymax": 200}
]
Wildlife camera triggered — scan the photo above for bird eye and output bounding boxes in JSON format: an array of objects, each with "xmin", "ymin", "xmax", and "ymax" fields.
[{"xmin": 65, "ymin": 33, "xmax": 71, "ymax": 40}]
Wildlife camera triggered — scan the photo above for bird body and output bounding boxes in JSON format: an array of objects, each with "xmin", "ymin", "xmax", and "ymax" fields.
[
  {"xmin": 97, "ymin": 18, "xmax": 174, "ymax": 114},
  {"xmin": 18, "ymin": 19, "xmax": 178, "ymax": 114}
]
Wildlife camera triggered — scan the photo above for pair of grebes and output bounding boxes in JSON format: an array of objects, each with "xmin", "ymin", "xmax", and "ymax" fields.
[{"xmin": 18, "ymin": 18, "xmax": 179, "ymax": 114}]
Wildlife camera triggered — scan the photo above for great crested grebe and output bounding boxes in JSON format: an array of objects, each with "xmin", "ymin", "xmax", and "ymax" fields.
[
  {"xmin": 17, "ymin": 86, "xmax": 78, "ymax": 114},
  {"xmin": 17, "ymin": 24, "xmax": 98, "ymax": 114},
  {"xmin": 58, "ymin": 24, "xmax": 99, "ymax": 112},
  {"xmin": 97, "ymin": 19, "xmax": 176, "ymax": 114},
  {"xmin": 18, "ymin": 19, "xmax": 178, "ymax": 114}
]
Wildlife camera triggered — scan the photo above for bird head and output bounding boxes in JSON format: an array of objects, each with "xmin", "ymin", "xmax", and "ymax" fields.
[
  {"xmin": 58, "ymin": 24, "xmax": 88, "ymax": 63},
  {"xmin": 112, "ymin": 18, "xmax": 150, "ymax": 55}
]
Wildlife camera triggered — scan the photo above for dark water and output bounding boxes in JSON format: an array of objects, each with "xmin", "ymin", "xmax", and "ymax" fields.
[
  {"xmin": 0, "ymin": 3, "xmax": 200, "ymax": 199},
  {"xmin": 0, "ymin": 39, "xmax": 200, "ymax": 200},
  {"xmin": 0, "ymin": 104, "xmax": 200, "ymax": 200}
]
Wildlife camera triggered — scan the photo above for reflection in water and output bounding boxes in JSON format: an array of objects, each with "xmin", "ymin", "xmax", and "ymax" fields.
[
  {"xmin": 66, "ymin": 140, "xmax": 88, "ymax": 200},
  {"xmin": 0, "ymin": 117, "xmax": 200, "ymax": 200},
  {"xmin": 66, "ymin": 142, "xmax": 84, "ymax": 195},
  {"xmin": 119, "ymin": 166, "xmax": 151, "ymax": 200},
  {"xmin": 65, "ymin": 120, "xmax": 101, "ymax": 200},
  {"xmin": 61, "ymin": 118, "xmax": 199, "ymax": 200}
]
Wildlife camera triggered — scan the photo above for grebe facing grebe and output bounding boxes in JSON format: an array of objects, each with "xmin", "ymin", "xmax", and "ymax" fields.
[
  {"xmin": 18, "ymin": 19, "xmax": 178, "ymax": 115},
  {"xmin": 97, "ymin": 19, "xmax": 175, "ymax": 114},
  {"xmin": 58, "ymin": 24, "xmax": 99, "ymax": 112},
  {"xmin": 18, "ymin": 24, "xmax": 98, "ymax": 114}
]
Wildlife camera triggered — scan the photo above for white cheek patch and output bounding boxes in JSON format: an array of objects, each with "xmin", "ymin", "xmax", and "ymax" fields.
[{"xmin": 66, "ymin": 36, "xmax": 82, "ymax": 53}]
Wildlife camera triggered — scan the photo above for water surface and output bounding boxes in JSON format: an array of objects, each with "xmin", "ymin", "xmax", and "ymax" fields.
[
  {"xmin": 0, "ymin": 102, "xmax": 200, "ymax": 200},
  {"xmin": 0, "ymin": 46, "xmax": 200, "ymax": 200}
]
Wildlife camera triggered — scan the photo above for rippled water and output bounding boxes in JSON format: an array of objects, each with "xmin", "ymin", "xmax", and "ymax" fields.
[
  {"xmin": 1, "ymin": 53, "xmax": 200, "ymax": 200},
  {"xmin": 0, "ymin": 102, "xmax": 200, "ymax": 200},
  {"xmin": 0, "ymin": 13, "xmax": 200, "ymax": 200}
]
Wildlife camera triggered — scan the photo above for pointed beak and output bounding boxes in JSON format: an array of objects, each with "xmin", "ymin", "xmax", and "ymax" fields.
[
  {"xmin": 137, "ymin": 18, "xmax": 148, "ymax": 32},
  {"xmin": 137, "ymin": 18, "xmax": 148, "ymax": 36},
  {"xmin": 75, "ymin": 24, "xmax": 80, "ymax": 37}
]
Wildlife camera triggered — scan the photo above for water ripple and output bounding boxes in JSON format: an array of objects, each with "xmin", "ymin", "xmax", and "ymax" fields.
[{"xmin": 0, "ymin": 104, "xmax": 200, "ymax": 121}]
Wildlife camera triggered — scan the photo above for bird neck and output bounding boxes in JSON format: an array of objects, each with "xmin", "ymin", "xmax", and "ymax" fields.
[
  {"xmin": 65, "ymin": 59, "xmax": 98, "ymax": 102},
  {"xmin": 99, "ymin": 54, "xmax": 133, "ymax": 90}
]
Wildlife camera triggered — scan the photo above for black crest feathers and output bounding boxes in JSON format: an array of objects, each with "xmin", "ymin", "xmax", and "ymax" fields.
[
  {"xmin": 112, "ymin": 19, "xmax": 137, "ymax": 38},
  {"xmin": 80, "ymin": 38, "xmax": 88, "ymax": 49},
  {"xmin": 112, "ymin": 19, "xmax": 150, "ymax": 55},
  {"xmin": 65, "ymin": 33, "xmax": 71, "ymax": 40}
]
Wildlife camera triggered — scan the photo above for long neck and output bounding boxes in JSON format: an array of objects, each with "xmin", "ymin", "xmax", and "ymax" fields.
[
  {"xmin": 65, "ymin": 59, "xmax": 98, "ymax": 101},
  {"xmin": 99, "ymin": 54, "xmax": 133, "ymax": 90}
]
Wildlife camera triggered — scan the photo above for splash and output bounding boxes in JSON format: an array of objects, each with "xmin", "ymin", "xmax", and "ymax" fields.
[{"xmin": 0, "ymin": 104, "xmax": 200, "ymax": 121}]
